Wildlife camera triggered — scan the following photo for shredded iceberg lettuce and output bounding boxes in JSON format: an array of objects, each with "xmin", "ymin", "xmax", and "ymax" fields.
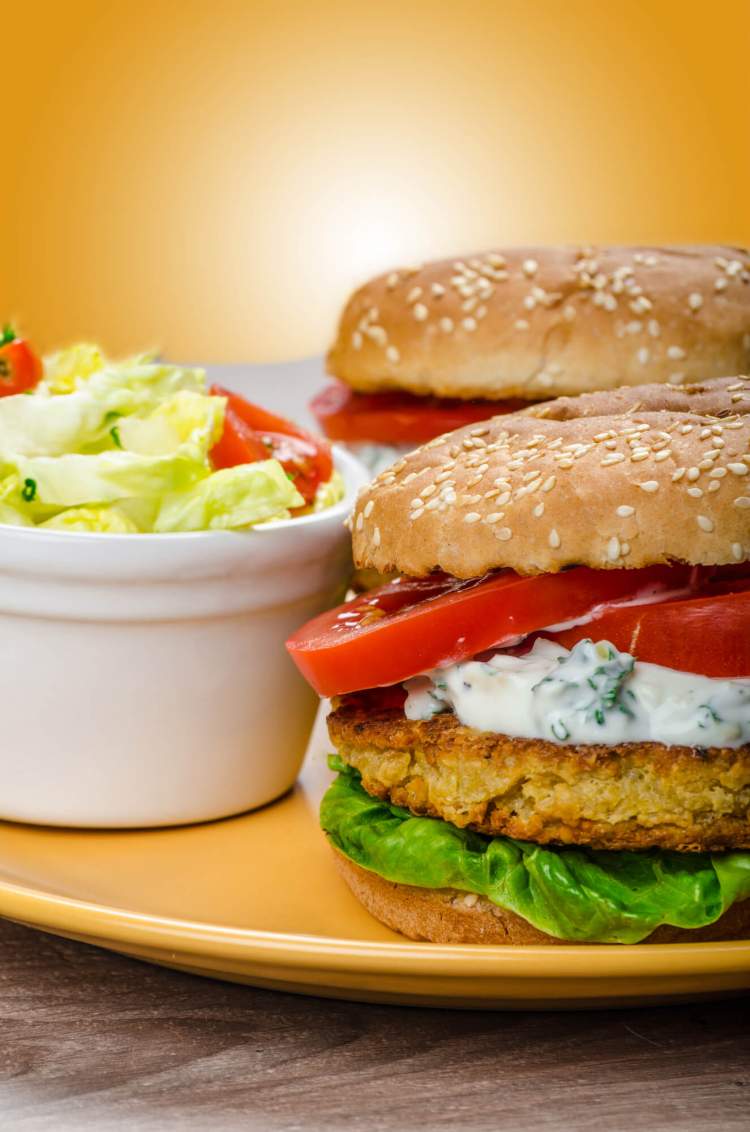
[{"xmin": 0, "ymin": 345, "xmax": 337, "ymax": 533}]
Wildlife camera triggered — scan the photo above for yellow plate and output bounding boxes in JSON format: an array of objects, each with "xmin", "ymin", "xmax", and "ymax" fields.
[{"xmin": 0, "ymin": 721, "xmax": 748, "ymax": 1009}]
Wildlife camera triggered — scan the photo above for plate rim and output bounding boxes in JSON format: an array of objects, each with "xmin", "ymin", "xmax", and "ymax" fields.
[{"xmin": 1, "ymin": 875, "xmax": 748, "ymax": 979}]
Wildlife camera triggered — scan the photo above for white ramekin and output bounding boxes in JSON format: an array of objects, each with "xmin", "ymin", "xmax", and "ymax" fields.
[{"xmin": 0, "ymin": 447, "xmax": 368, "ymax": 828}]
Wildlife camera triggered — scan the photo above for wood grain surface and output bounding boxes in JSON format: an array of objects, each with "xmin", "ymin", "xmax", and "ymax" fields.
[{"xmin": 0, "ymin": 918, "xmax": 747, "ymax": 1132}]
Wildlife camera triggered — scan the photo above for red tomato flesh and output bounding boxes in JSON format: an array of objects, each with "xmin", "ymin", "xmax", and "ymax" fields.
[
  {"xmin": 310, "ymin": 383, "xmax": 528, "ymax": 446},
  {"xmin": 0, "ymin": 337, "xmax": 43, "ymax": 396},
  {"xmin": 210, "ymin": 407, "xmax": 269, "ymax": 468},
  {"xmin": 286, "ymin": 565, "xmax": 702, "ymax": 697},
  {"xmin": 550, "ymin": 580, "xmax": 750, "ymax": 678},
  {"xmin": 210, "ymin": 385, "xmax": 333, "ymax": 505}
]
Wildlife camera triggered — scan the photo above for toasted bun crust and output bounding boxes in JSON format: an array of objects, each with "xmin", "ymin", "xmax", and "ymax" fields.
[
  {"xmin": 350, "ymin": 376, "xmax": 750, "ymax": 577},
  {"xmin": 328, "ymin": 246, "xmax": 750, "ymax": 401},
  {"xmin": 333, "ymin": 851, "xmax": 750, "ymax": 945}
]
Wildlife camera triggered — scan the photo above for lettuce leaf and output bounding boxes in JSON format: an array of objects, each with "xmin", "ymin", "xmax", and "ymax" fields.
[
  {"xmin": 13, "ymin": 449, "xmax": 206, "ymax": 509},
  {"xmin": 41, "ymin": 506, "xmax": 139, "ymax": 533},
  {"xmin": 154, "ymin": 460, "xmax": 304, "ymax": 532},
  {"xmin": 321, "ymin": 762, "xmax": 750, "ymax": 944},
  {"xmin": 116, "ymin": 390, "xmax": 225, "ymax": 457}
]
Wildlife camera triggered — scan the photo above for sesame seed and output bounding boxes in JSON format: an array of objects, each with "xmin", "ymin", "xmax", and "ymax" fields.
[
  {"xmin": 687, "ymin": 486, "xmax": 703, "ymax": 498},
  {"xmin": 667, "ymin": 345, "xmax": 686, "ymax": 360},
  {"xmin": 631, "ymin": 449, "xmax": 650, "ymax": 461},
  {"xmin": 515, "ymin": 319, "xmax": 529, "ymax": 331},
  {"xmin": 355, "ymin": 513, "xmax": 363, "ymax": 531},
  {"xmin": 533, "ymin": 502, "xmax": 545, "ymax": 517},
  {"xmin": 696, "ymin": 515, "xmax": 714, "ymax": 532},
  {"xmin": 709, "ymin": 467, "xmax": 727, "ymax": 479},
  {"xmin": 601, "ymin": 453, "xmax": 626, "ymax": 466},
  {"xmin": 431, "ymin": 283, "xmax": 446, "ymax": 298},
  {"xmin": 648, "ymin": 320, "xmax": 661, "ymax": 337},
  {"xmin": 636, "ymin": 347, "xmax": 650, "ymax": 365},
  {"xmin": 735, "ymin": 497, "xmax": 750, "ymax": 509},
  {"xmin": 386, "ymin": 345, "xmax": 400, "ymax": 364},
  {"xmin": 688, "ymin": 292, "xmax": 703, "ymax": 311},
  {"xmin": 464, "ymin": 512, "xmax": 481, "ymax": 524},
  {"xmin": 638, "ymin": 480, "xmax": 659, "ymax": 493},
  {"xmin": 363, "ymin": 500, "xmax": 374, "ymax": 518},
  {"xmin": 630, "ymin": 297, "xmax": 652, "ymax": 314},
  {"xmin": 715, "ymin": 277, "xmax": 729, "ymax": 292},
  {"xmin": 654, "ymin": 450, "xmax": 672, "ymax": 462},
  {"xmin": 563, "ymin": 304, "xmax": 576, "ymax": 321},
  {"xmin": 548, "ymin": 529, "xmax": 561, "ymax": 549},
  {"xmin": 407, "ymin": 286, "xmax": 422, "ymax": 304},
  {"xmin": 686, "ymin": 467, "xmax": 700, "ymax": 481},
  {"xmin": 616, "ymin": 505, "xmax": 635, "ymax": 517},
  {"xmin": 495, "ymin": 527, "xmax": 513, "ymax": 541},
  {"xmin": 522, "ymin": 259, "xmax": 538, "ymax": 277},
  {"xmin": 413, "ymin": 303, "xmax": 428, "ymax": 321},
  {"xmin": 386, "ymin": 272, "xmax": 399, "ymax": 290},
  {"xmin": 372, "ymin": 526, "xmax": 381, "ymax": 547},
  {"xmin": 732, "ymin": 543, "xmax": 743, "ymax": 560},
  {"xmin": 462, "ymin": 317, "xmax": 477, "ymax": 332},
  {"xmin": 607, "ymin": 536, "xmax": 621, "ymax": 561},
  {"xmin": 728, "ymin": 463, "xmax": 749, "ymax": 475},
  {"xmin": 352, "ymin": 331, "xmax": 363, "ymax": 350}
]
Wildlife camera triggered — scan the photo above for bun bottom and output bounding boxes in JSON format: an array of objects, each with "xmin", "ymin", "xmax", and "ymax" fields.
[{"xmin": 332, "ymin": 849, "xmax": 750, "ymax": 946}]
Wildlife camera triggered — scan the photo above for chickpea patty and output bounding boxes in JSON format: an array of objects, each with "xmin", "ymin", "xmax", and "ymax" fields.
[{"xmin": 328, "ymin": 695, "xmax": 750, "ymax": 853}]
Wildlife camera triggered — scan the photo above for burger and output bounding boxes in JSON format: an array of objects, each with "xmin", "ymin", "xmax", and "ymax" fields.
[
  {"xmin": 311, "ymin": 246, "xmax": 750, "ymax": 471},
  {"xmin": 288, "ymin": 375, "xmax": 750, "ymax": 944}
]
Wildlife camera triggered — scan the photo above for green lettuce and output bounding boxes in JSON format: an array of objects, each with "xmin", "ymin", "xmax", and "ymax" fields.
[
  {"xmin": 321, "ymin": 761, "xmax": 750, "ymax": 944},
  {"xmin": 40, "ymin": 506, "xmax": 139, "ymax": 533},
  {"xmin": 0, "ymin": 345, "xmax": 339, "ymax": 533},
  {"xmin": 154, "ymin": 460, "xmax": 304, "ymax": 532}
]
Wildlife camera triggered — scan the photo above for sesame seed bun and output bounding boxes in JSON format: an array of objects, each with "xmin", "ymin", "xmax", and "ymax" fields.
[
  {"xmin": 328, "ymin": 246, "xmax": 750, "ymax": 401},
  {"xmin": 350, "ymin": 376, "xmax": 750, "ymax": 578},
  {"xmin": 333, "ymin": 851, "xmax": 750, "ymax": 945}
]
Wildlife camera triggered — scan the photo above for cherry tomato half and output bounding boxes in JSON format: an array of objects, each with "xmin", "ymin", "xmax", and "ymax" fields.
[{"xmin": 0, "ymin": 332, "xmax": 43, "ymax": 396}]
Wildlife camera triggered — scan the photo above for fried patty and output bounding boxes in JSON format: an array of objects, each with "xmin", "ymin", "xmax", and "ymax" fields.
[{"xmin": 328, "ymin": 696, "xmax": 750, "ymax": 852}]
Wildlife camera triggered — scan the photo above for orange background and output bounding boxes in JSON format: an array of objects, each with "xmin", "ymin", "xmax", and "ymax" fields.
[{"xmin": 4, "ymin": 0, "xmax": 750, "ymax": 362}]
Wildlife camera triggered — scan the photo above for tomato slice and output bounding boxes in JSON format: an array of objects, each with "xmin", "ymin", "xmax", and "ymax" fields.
[
  {"xmin": 310, "ymin": 383, "xmax": 527, "ymax": 445},
  {"xmin": 549, "ymin": 580, "xmax": 750, "ymax": 678},
  {"xmin": 210, "ymin": 385, "xmax": 333, "ymax": 505},
  {"xmin": 286, "ymin": 565, "xmax": 700, "ymax": 697},
  {"xmin": 0, "ymin": 331, "xmax": 43, "ymax": 396},
  {"xmin": 210, "ymin": 407, "xmax": 269, "ymax": 469}
]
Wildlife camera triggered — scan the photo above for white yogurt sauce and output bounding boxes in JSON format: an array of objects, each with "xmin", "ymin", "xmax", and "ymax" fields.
[{"xmin": 404, "ymin": 638, "xmax": 750, "ymax": 749}]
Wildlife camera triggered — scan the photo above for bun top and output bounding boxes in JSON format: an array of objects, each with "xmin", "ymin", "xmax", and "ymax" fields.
[
  {"xmin": 328, "ymin": 246, "xmax": 750, "ymax": 401},
  {"xmin": 350, "ymin": 376, "xmax": 750, "ymax": 578}
]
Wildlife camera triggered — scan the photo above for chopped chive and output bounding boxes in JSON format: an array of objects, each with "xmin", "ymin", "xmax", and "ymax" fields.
[{"xmin": 21, "ymin": 477, "xmax": 37, "ymax": 502}]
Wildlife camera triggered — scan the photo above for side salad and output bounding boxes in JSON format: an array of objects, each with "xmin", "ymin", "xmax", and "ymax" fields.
[{"xmin": 0, "ymin": 330, "xmax": 343, "ymax": 533}]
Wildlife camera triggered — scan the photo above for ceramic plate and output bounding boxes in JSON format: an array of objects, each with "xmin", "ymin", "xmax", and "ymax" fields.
[{"xmin": 0, "ymin": 709, "xmax": 748, "ymax": 1010}]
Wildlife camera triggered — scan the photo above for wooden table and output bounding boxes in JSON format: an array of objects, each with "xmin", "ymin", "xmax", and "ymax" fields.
[{"xmin": 1, "ymin": 919, "xmax": 747, "ymax": 1131}]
